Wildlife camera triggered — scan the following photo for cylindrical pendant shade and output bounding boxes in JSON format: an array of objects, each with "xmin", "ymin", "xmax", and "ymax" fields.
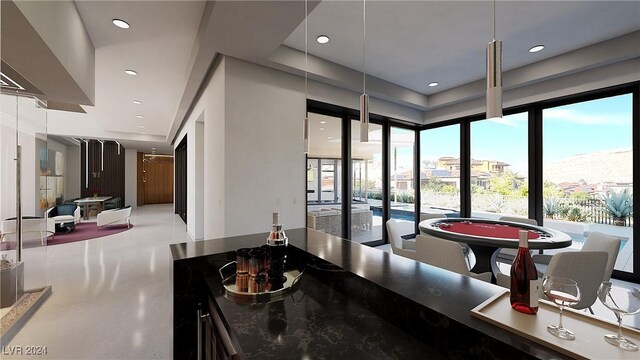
[
  {"xmin": 303, "ymin": 113, "xmax": 309, "ymax": 153},
  {"xmin": 360, "ymin": 93, "xmax": 369, "ymax": 143},
  {"xmin": 486, "ymin": 39, "xmax": 503, "ymax": 119}
]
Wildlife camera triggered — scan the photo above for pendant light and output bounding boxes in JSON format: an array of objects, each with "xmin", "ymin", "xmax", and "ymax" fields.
[
  {"xmin": 303, "ymin": 0, "xmax": 310, "ymax": 154},
  {"xmin": 486, "ymin": 0, "xmax": 503, "ymax": 119},
  {"xmin": 359, "ymin": 0, "xmax": 369, "ymax": 143}
]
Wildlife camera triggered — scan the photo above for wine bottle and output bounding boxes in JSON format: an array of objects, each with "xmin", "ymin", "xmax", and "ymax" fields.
[{"xmin": 510, "ymin": 230, "xmax": 539, "ymax": 315}]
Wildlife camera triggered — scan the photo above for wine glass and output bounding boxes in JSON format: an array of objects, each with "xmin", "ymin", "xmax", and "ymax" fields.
[
  {"xmin": 542, "ymin": 276, "xmax": 581, "ymax": 340},
  {"xmin": 597, "ymin": 281, "xmax": 640, "ymax": 351}
]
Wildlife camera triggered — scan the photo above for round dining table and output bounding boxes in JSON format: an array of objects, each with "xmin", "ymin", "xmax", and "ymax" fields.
[{"xmin": 418, "ymin": 218, "xmax": 572, "ymax": 278}]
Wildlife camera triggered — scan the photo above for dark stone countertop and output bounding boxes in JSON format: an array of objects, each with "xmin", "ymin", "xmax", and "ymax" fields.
[{"xmin": 171, "ymin": 228, "xmax": 567, "ymax": 359}]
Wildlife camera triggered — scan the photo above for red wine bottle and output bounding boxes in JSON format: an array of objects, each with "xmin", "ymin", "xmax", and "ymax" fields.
[{"xmin": 510, "ymin": 230, "xmax": 539, "ymax": 314}]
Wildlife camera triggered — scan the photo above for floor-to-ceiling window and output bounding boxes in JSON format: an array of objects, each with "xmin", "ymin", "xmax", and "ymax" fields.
[
  {"xmin": 351, "ymin": 121, "xmax": 383, "ymax": 243},
  {"xmin": 542, "ymin": 93, "xmax": 634, "ymax": 274},
  {"xmin": 471, "ymin": 112, "xmax": 529, "ymax": 219},
  {"xmin": 306, "ymin": 113, "xmax": 343, "ymax": 237},
  {"xmin": 390, "ymin": 127, "xmax": 416, "ymax": 222},
  {"xmin": 420, "ymin": 124, "xmax": 461, "ymax": 216}
]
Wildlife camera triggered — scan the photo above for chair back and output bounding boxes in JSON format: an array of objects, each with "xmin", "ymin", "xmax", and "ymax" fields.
[
  {"xmin": 54, "ymin": 204, "xmax": 78, "ymax": 216},
  {"xmin": 386, "ymin": 219, "xmax": 416, "ymax": 259},
  {"xmin": 580, "ymin": 231, "xmax": 621, "ymax": 282},
  {"xmin": 415, "ymin": 234, "xmax": 469, "ymax": 276},
  {"xmin": 545, "ymin": 251, "xmax": 608, "ymax": 310},
  {"xmin": 498, "ymin": 216, "xmax": 538, "ymax": 226}
]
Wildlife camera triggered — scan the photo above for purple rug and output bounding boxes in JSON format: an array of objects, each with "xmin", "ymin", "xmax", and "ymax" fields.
[{"xmin": 0, "ymin": 222, "xmax": 133, "ymax": 250}]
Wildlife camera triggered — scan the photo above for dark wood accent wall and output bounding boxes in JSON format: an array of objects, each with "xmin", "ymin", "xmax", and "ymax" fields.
[
  {"xmin": 137, "ymin": 152, "xmax": 145, "ymax": 206},
  {"xmin": 175, "ymin": 136, "xmax": 187, "ymax": 223},
  {"xmin": 143, "ymin": 155, "xmax": 174, "ymax": 204},
  {"xmin": 80, "ymin": 140, "xmax": 125, "ymax": 203}
]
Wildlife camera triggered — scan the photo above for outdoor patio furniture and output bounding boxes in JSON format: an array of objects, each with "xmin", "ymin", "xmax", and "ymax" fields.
[
  {"xmin": 307, "ymin": 207, "xmax": 373, "ymax": 237},
  {"xmin": 45, "ymin": 204, "xmax": 81, "ymax": 233},
  {"xmin": 97, "ymin": 206, "xmax": 132, "ymax": 229}
]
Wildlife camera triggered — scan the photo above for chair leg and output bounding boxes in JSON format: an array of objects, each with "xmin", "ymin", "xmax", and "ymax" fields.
[{"xmin": 588, "ymin": 306, "xmax": 594, "ymax": 315}]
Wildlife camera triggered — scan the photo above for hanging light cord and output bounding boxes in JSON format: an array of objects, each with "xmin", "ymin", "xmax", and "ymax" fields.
[
  {"xmin": 362, "ymin": 0, "xmax": 366, "ymax": 94},
  {"xmin": 304, "ymin": 0, "xmax": 308, "ymax": 100},
  {"xmin": 493, "ymin": 0, "xmax": 496, "ymax": 40}
]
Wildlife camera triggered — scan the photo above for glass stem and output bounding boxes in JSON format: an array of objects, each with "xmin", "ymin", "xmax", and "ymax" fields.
[
  {"xmin": 617, "ymin": 315, "xmax": 623, "ymax": 340},
  {"xmin": 558, "ymin": 306, "xmax": 564, "ymax": 330}
]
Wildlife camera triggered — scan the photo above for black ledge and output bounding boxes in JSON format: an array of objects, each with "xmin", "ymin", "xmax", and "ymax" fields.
[{"xmin": 171, "ymin": 228, "xmax": 567, "ymax": 359}]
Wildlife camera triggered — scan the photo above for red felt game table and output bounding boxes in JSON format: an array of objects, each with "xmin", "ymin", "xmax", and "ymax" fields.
[{"xmin": 418, "ymin": 218, "xmax": 572, "ymax": 278}]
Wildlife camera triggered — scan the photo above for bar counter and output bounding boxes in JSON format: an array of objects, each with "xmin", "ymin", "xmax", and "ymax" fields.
[{"xmin": 171, "ymin": 228, "xmax": 568, "ymax": 359}]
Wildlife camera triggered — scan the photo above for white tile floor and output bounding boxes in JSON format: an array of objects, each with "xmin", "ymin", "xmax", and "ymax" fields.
[{"xmin": 5, "ymin": 204, "xmax": 190, "ymax": 359}]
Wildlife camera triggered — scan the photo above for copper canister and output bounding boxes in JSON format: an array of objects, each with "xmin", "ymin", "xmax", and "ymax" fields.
[
  {"xmin": 236, "ymin": 248, "xmax": 251, "ymax": 274},
  {"xmin": 235, "ymin": 273, "xmax": 248, "ymax": 292},
  {"xmin": 248, "ymin": 248, "xmax": 266, "ymax": 276}
]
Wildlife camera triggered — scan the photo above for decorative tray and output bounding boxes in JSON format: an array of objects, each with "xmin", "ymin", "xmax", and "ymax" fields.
[
  {"xmin": 471, "ymin": 290, "xmax": 640, "ymax": 359},
  {"xmin": 219, "ymin": 261, "xmax": 304, "ymax": 305}
]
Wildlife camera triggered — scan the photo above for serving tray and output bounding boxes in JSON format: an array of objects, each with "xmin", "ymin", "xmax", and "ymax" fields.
[
  {"xmin": 471, "ymin": 290, "xmax": 640, "ymax": 359},
  {"xmin": 219, "ymin": 261, "xmax": 303, "ymax": 305}
]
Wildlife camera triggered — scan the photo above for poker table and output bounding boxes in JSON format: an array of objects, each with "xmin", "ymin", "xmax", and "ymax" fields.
[{"xmin": 418, "ymin": 218, "xmax": 572, "ymax": 277}]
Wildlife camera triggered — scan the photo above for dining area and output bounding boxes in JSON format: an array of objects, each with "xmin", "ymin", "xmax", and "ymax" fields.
[{"xmin": 384, "ymin": 214, "xmax": 639, "ymax": 357}]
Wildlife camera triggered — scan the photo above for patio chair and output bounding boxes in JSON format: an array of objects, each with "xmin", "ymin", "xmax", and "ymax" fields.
[
  {"xmin": 415, "ymin": 234, "xmax": 491, "ymax": 282},
  {"xmin": 386, "ymin": 219, "xmax": 417, "ymax": 260}
]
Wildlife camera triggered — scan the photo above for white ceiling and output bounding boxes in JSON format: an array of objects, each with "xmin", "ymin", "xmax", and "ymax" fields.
[
  {"xmin": 43, "ymin": 1, "xmax": 640, "ymax": 152},
  {"xmin": 284, "ymin": 1, "xmax": 640, "ymax": 95},
  {"xmin": 47, "ymin": 0, "xmax": 205, "ymax": 151}
]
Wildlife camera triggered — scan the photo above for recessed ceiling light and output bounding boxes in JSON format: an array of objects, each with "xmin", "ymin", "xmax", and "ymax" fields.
[
  {"xmin": 125, "ymin": 69, "xmax": 137, "ymax": 76},
  {"xmin": 327, "ymin": 136, "xmax": 333, "ymax": 139},
  {"xmin": 320, "ymin": 121, "xmax": 326, "ymax": 124},
  {"xmin": 529, "ymin": 45, "xmax": 545, "ymax": 53},
  {"xmin": 319, "ymin": 127, "xmax": 325, "ymax": 131},
  {"xmin": 133, "ymin": 100, "xmax": 142, "ymax": 104},
  {"xmin": 112, "ymin": 19, "xmax": 130, "ymax": 29},
  {"xmin": 138, "ymin": 125, "xmax": 145, "ymax": 128},
  {"xmin": 316, "ymin": 35, "xmax": 330, "ymax": 44},
  {"xmin": 136, "ymin": 115, "xmax": 143, "ymax": 119},
  {"xmin": 428, "ymin": 82, "xmax": 439, "ymax": 87}
]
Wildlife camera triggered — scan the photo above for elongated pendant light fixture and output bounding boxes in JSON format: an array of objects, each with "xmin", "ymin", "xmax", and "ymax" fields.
[
  {"xmin": 303, "ymin": 0, "xmax": 310, "ymax": 154},
  {"xmin": 486, "ymin": 0, "xmax": 503, "ymax": 119},
  {"xmin": 360, "ymin": 0, "xmax": 369, "ymax": 142}
]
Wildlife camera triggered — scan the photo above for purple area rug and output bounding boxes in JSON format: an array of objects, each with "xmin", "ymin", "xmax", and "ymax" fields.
[{"xmin": 1, "ymin": 222, "xmax": 132, "ymax": 250}]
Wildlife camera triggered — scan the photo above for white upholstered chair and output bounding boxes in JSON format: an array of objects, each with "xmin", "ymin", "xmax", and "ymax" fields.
[
  {"xmin": 415, "ymin": 234, "xmax": 492, "ymax": 282},
  {"xmin": 386, "ymin": 219, "xmax": 417, "ymax": 260},
  {"xmin": 544, "ymin": 251, "xmax": 608, "ymax": 311},
  {"xmin": 532, "ymin": 231, "xmax": 621, "ymax": 282},
  {"xmin": 97, "ymin": 206, "xmax": 132, "ymax": 229}
]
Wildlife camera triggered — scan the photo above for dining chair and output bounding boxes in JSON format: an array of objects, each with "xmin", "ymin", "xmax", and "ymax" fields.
[
  {"xmin": 544, "ymin": 251, "xmax": 608, "ymax": 312},
  {"xmin": 532, "ymin": 231, "xmax": 621, "ymax": 282},
  {"xmin": 415, "ymin": 234, "xmax": 492, "ymax": 282},
  {"xmin": 386, "ymin": 219, "xmax": 417, "ymax": 260},
  {"xmin": 421, "ymin": 212, "xmax": 473, "ymax": 269}
]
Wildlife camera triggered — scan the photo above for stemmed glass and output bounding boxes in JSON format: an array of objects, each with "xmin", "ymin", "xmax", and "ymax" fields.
[
  {"xmin": 597, "ymin": 281, "xmax": 640, "ymax": 351},
  {"xmin": 542, "ymin": 276, "xmax": 581, "ymax": 340}
]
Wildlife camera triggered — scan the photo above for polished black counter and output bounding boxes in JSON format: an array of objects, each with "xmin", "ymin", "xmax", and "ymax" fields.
[{"xmin": 172, "ymin": 228, "xmax": 567, "ymax": 359}]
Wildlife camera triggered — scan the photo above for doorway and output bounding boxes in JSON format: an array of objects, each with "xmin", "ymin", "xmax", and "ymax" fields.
[
  {"xmin": 137, "ymin": 153, "xmax": 174, "ymax": 205},
  {"xmin": 174, "ymin": 136, "xmax": 187, "ymax": 223}
]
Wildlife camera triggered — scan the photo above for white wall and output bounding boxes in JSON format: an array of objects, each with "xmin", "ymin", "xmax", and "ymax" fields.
[
  {"xmin": 224, "ymin": 57, "xmax": 305, "ymax": 235},
  {"xmin": 124, "ymin": 149, "xmax": 137, "ymax": 207}
]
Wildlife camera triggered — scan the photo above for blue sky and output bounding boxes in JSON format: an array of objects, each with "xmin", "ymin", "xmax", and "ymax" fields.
[{"xmin": 419, "ymin": 93, "xmax": 633, "ymax": 175}]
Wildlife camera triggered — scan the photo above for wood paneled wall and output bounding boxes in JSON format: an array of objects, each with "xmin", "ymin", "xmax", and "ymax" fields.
[
  {"xmin": 137, "ymin": 153, "xmax": 174, "ymax": 205},
  {"xmin": 80, "ymin": 140, "xmax": 125, "ymax": 203}
]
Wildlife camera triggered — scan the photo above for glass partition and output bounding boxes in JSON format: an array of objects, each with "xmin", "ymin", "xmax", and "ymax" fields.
[
  {"xmin": 0, "ymin": 90, "xmax": 50, "ymax": 337},
  {"xmin": 543, "ymin": 94, "xmax": 633, "ymax": 274},
  {"xmin": 306, "ymin": 113, "xmax": 343, "ymax": 237},
  {"xmin": 471, "ymin": 113, "xmax": 529, "ymax": 219},
  {"xmin": 351, "ymin": 121, "xmax": 383, "ymax": 243},
  {"xmin": 390, "ymin": 127, "xmax": 416, "ymax": 222},
  {"xmin": 420, "ymin": 124, "xmax": 461, "ymax": 219}
]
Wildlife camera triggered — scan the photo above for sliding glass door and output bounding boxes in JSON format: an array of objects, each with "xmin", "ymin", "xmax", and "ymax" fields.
[{"xmin": 389, "ymin": 127, "xmax": 416, "ymax": 223}]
